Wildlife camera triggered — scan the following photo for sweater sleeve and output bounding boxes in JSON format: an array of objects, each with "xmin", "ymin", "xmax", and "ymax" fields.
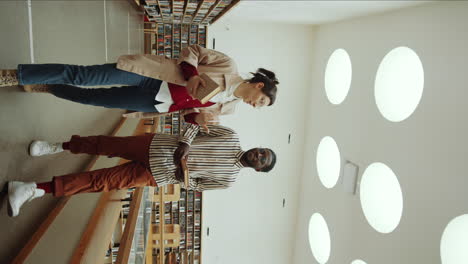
[
  {"xmin": 183, "ymin": 113, "xmax": 199, "ymax": 125},
  {"xmin": 177, "ymin": 44, "xmax": 236, "ymax": 70},
  {"xmin": 183, "ymin": 173, "xmax": 235, "ymax": 191},
  {"xmin": 179, "ymin": 123, "xmax": 200, "ymax": 146},
  {"xmin": 180, "ymin": 61, "xmax": 199, "ymax": 80}
]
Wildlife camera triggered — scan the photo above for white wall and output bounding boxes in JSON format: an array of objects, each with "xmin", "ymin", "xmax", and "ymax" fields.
[
  {"xmin": 201, "ymin": 21, "xmax": 315, "ymax": 264},
  {"xmin": 293, "ymin": 2, "xmax": 468, "ymax": 264}
]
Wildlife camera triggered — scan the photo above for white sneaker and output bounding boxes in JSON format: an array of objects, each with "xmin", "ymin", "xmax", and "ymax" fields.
[
  {"xmin": 7, "ymin": 181, "xmax": 45, "ymax": 217},
  {"xmin": 29, "ymin": 140, "xmax": 63, "ymax": 156}
]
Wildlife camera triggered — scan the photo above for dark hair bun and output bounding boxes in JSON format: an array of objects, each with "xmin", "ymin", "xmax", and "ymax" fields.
[{"xmin": 257, "ymin": 68, "xmax": 279, "ymax": 84}]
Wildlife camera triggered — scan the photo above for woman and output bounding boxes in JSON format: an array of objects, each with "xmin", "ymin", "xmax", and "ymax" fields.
[{"xmin": 0, "ymin": 45, "xmax": 279, "ymax": 128}]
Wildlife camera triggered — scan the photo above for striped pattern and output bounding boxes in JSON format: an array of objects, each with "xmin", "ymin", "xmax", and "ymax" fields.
[{"xmin": 149, "ymin": 124, "xmax": 245, "ymax": 191}]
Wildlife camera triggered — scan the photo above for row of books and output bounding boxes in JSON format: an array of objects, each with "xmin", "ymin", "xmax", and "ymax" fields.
[
  {"xmin": 156, "ymin": 113, "xmax": 178, "ymax": 134},
  {"xmin": 157, "ymin": 24, "xmax": 165, "ymax": 56},
  {"xmin": 144, "ymin": 4, "xmax": 162, "ymax": 23},
  {"xmin": 190, "ymin": 24, "xmax": 199, "ymax": 45},
  {"xmin": 172, "ymin": 0, "xmax": 185, "ymax": 23},
  {"xmin": 183, "ymin": 0, "xmax": 200, "ymax": 24},
  {"xmin": 164, "ymin": 24, "xmax": 173, "ymax": 58},
  {"xmin": 173, "ymin": 24, "xmax": 181, "ymax": 58},
  {"xmin": 143, "ymin": 0, "xmax": 234, "ymax": 25},
  {"xmin": 203, "ymin": 0, "xmax": 233, "ymax": 24},
  {"xmin": 152, "ymin": 201, "xmax": 200, "ymax": 223},
  {"xmin": 149, "ymin": 23, "xmax": 206, "ymax": 60},
  {"xmin": 198, "ymin": 26, "xmax": 206, "ymax": 47},
  {"xmin": 192, "ymin": 0, "xmax": 217, "ymax": 24},
  {"xmin": 150, "ymin": 188, "xmax": 202, "ymax": 252},
  {"xmin": 158, "ymin": 0, "xmax": 172, "ymax": 22}
]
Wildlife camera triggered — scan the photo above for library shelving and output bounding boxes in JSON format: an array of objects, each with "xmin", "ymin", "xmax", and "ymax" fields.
[
  {"xmin": 141, "ymin": 0, "xmax": 240, "ymax": 26},
  {"xmin": 136, "ymin": 1, "xmax": 241, "ymax": 263}
]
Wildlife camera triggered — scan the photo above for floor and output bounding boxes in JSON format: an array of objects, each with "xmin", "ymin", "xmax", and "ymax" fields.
[{"xmin": 0, "ymin": 0, "xmax": 144, "ymax": 262}]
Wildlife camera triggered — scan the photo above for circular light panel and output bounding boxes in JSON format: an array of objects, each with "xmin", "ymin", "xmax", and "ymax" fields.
[
  {"xmin": 316, "ymin": 136, "xmax": 341, "ymax": 188},
  {"xmin": 360, "ymin": 162, "xmax": 403, "ymax": 233},
  {"xmin": 351, "ymin": 260, "xmax": 367, "ymax": 264},
  {"xmin": 375, "ymin": 46, "xmax": 424, "ymax": 122},
  {"xmin": 308, "ymin": 213, "xmax": 331, "ymax": 264},
  {"xmin": 325, "ymin": 49, "xmax": 353, "ymax": 105},
  {"xmin": 441, "ymin": 214, "xmax": 468, "ymax": 264}
]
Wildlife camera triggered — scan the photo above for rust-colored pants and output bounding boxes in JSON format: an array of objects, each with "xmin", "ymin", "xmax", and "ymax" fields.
[{"xmin": 53, "ymin": 134, "xmax": 158, "ymax": 197}]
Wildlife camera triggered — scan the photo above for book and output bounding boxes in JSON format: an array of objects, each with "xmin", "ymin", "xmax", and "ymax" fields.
[
  {"xmin": 180, "ymin": 158, "xmax": 189, "ymax": 187},
  {"xmin": 195, "ymin": 73, "xmax": 221, "ymax": 104}
]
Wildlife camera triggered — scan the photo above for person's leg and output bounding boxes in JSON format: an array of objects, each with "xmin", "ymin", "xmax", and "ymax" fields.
[
  {"xmin": 52, "ymin": 161, "xmax": 157, "ymax": 197},
  {"xmin": 47, "ymin": 82, "xmax": 160, "ymax": 112},
  {"xmin": 63, "ymin": 134, "xmax": 155, "ymax": 166},
  {"xmin": 17, "ymin": 63, "xmax": 145, "ymax": 86},
  {"xmin": 6, "ymin": 162, "xmax": 158, "ymax": 216}
]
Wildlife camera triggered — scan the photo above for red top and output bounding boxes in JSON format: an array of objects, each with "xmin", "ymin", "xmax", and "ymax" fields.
[{"xmin": 168, "ymin": 62, "xmax": 214, "ymax": 124}]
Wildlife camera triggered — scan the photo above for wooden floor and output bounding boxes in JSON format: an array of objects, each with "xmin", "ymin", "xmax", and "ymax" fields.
[{"xmin": 0, "ymin": 1, "xmax": 144, "ymax": 262}]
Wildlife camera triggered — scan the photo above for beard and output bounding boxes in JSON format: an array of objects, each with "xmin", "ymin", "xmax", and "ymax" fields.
[{"xmin": 242, "ymin": 150, "xmax": 256, "ymax": 167}]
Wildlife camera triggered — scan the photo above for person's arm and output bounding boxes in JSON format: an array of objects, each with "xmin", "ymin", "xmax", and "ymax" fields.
[
  {"xmin": 181, "ymin": 172, "xmax": 234, "ymax": 191},
  {"xmin": 177, "ymin": 44, "xmax": 234, "ymax": 69},
  {"xmin": 195, "ymin": 124, "xmax": 236, "ymax": 137},
  {"xmin": 180, "ymin": 61, "xmax": 199, "ymax": 80},
  {"xmin": 179, "ymin": 123, "xmax": 200, "ymax": 146},
  {"xmin": 180, "ymin": 106, "xmax": 222, "ymax": 129},
  {"xmin": 173, "ymin": 143, "xmax": 189, "ymax": 170},
  {"xmin": 177, "ymin": 45, "xmax": 235, "ymax": 97},
  {"xmin": 174, "ymin": 124, "xmax": 237, "ymax": 174},
  {"xmin": 173, "ymin": 125, "xmax": 200, "ymax": 176}
]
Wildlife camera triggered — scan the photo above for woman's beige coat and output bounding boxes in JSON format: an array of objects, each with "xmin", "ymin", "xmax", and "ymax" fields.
[{"xmin": 117, "ymin": 44, "xmax": 244, "ymax": 117}]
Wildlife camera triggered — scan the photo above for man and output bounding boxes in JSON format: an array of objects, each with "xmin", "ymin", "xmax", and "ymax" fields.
[{"xmin": 5, "ymin": 124, "xmax": 276, "ymax": 217}]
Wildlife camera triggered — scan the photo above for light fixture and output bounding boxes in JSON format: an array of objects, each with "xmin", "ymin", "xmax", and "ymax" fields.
[
  {"xmin": 375, "ymin": 46, "xmax": 424, "ymax": 122},
  {"xmin": 308, "ymin": 213, "xmax": 331, "ymax": 264},
  {"xmin": 359, "ymin": 162, "xmax": 403, "ymax": 233},
  {"xmin": 440, "ymin": 214, "xmax": 468, "ymax": 264},
  {"xmin": 316, "ymin": 136, "xmax": 341, "ymax": 189},
  {"xmin": 325, "ymin": 48, "xmax": 353, "ymax": 105},
  {"xmin": 351, "ymin": 260, "xmax": 367, "ymax": 264}
]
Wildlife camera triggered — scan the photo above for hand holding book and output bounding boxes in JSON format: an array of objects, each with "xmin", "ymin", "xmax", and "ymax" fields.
[
  {"xmin": 186, "ymin": 75, "xmax": 206, "ymax": 98},
  {"xmin": 187, "ymin": 74, "xmax": 222, "ymax": 104},
  {"xmin": 174, "ymin": 143, "xmax": 190, "ymax": 185}
]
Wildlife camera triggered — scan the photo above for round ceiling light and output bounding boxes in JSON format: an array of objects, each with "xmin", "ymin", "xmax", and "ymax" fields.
[
  {"xmin": 308, "ymin": 213, "xmax": 331, "ymax": 264},
  {"xmin": 375, "ymin": 46, "xmax": 424, "ymax": 122},
  {"xmin": 316, "ymin": 136, "xmax": 341, "ymax": 188},
  {"xmin": 351, "ymin": 260, "xmax": 367, "ymax": 264},
  {"xmin": 325, "ymin": 48, "xmax": 353, "ymax": 105},
  {"xmin": 360, "ymin": 162, "xmax": 403, "ymax": 233},
  {"xmin": 440, "ymin": 214, "xmax": 468, "ymax": 264}
]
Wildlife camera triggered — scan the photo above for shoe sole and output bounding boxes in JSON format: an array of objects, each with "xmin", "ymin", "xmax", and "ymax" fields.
[
  {"xmin": 3, "ymin": 183, "xmax": 14, "ymax": 217},
  {"xmin": 28, "ymin": 141, "xmax": 39, "ymax": 156}
]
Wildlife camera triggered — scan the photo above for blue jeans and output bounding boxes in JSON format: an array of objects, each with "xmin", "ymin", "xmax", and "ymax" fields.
[{"xmin": 17, "ymin": 63, "xmax": 162, "ymax": 112}]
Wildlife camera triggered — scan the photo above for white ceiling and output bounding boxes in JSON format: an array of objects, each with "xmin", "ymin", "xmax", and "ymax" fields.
[
  {"xmin": 207, "ymin": 1, "xmax": 468, "ymax": 264},
  {"xmin": 222, "ymin": 0, "xmax": 427, "ymax": 25}
]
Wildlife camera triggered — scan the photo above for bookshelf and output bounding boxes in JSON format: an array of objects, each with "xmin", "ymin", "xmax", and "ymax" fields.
[
  {"xmin": 102, "ymin": 117, "xmax": 203, "ymax": 264},
  {"xmin": 149, "ymin": 113, "xmax": 203, "ymax": 264},
  {"xmin": 143, "ymin": 16, "xmax": 207, "ymax": 263},
  {"xmin": 137, "ymin": 1, "xmax": 241, "ymax": 263},
  {"xmin": 142, "ymin": 0, "xmax": 240, "ymax": 26}
]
